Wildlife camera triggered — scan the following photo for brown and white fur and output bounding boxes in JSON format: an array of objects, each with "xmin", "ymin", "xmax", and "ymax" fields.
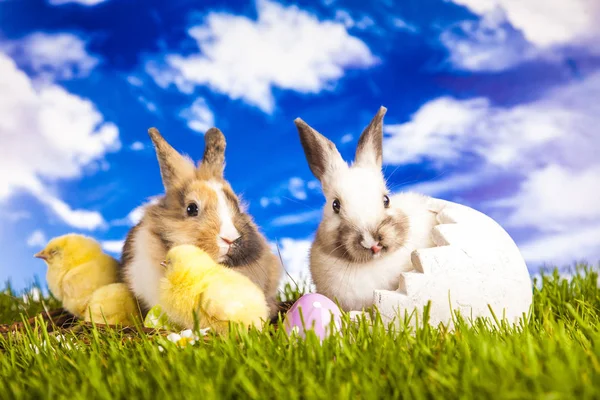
[
  {"xmin": 121, "ymin": 127, "xmax": 282, "ymax": 317},
  {"xmin": 294, "ymin": 106, "xmax": 437, "ymax": 312}
]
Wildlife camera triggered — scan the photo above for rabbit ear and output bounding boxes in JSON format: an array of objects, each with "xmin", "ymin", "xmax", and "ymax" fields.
[
  {"xmin": 295, "ymin": 118, "xmax": 345, "ymax": 181},
  {"xmin": 198, "ymin": 127, "xmax": 226, "ymax": 178},
  {"xmin": 148, "ymin": 127, "xmax": 195, "ymax": 192},
  {"xmin": 354, "ymin": 106, "xmax": 387, "ymax": 168}
]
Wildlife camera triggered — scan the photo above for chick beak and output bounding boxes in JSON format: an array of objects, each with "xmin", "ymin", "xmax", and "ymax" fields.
[
  {"xmin": 34, "ymin": 251, "xmax": 47, "ymax": 261},
  {"xmin": 160, "ymin": 260, "xmax": 168, "ymax": 269}
]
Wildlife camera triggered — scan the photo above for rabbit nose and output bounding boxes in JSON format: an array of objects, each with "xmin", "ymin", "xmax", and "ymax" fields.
[{"xmin": 360, "ymin": 233, "xmax": 382, "ymax": 254}]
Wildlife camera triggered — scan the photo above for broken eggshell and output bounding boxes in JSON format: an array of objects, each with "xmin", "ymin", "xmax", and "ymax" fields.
[{"xmin": 283, "ymin": 293, "xmax": 343, "ymax": 341}]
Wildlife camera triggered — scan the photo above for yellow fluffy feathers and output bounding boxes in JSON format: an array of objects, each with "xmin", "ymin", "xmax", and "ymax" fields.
[
  {"xmin": 159, "ymin": 245, "xmax": 269, "ymax": 334},
  {"xmin": 35, "ymin": 234, "xmax": 141, "ymax": 325}
]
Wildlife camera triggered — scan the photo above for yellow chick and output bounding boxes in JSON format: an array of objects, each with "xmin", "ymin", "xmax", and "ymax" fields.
[
  {"xmin": 159, "ymin": 244, "xmax": 269, "ymax": 335},
  {"xmin": 86, "ymin": 283, "xmax": 141, "ymax": 325},
  {"xmin": 34, "ymin": 234, "xmax": 120, "ymax": 318}
]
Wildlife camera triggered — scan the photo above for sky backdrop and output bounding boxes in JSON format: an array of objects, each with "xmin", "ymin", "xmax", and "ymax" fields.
[{"xmin": 1, "ymin": 0, "xmax": 599, "ymax": 292}]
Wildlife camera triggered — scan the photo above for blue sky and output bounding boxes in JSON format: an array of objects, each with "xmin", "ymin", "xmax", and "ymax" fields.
[{"xmin": 1, "ymin": 0, "xmax": 599, "ymax": 291}]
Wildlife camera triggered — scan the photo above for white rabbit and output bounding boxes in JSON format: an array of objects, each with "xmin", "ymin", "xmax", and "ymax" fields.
[{"xmin": 294, "ymin": 106, "xmax": 438, "ymax": 312}]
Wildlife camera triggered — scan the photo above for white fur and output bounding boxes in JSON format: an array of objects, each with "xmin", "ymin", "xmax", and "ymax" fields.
[
  {"xmin": 125, "ymin": 225, "xmax": 163, "ymax": 309},
  {"xmin": 360, "ymin": 231, "xmax": 379, "ymax": 252},
  {"xmin": 325, "ymin": 165, "xmax": 389, "ymax": 233},
  {"xmin": 298, "ymin": 109, "xmax": 439, "ymax": 311},
  {"xmin": 207, "ymin": 180, "xmax": 240, "ymax": 260},
  {"xmin": 313, "ymin": 162, "xmax": 438, "ymax": 311},
  {"xmin": 313, "ymin": 244, "xmax": 415, "ymax": 311}
]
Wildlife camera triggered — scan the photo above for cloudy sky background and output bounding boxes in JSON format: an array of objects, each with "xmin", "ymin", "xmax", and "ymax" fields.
[{"xmin": 1, "ymin": 0, "xmax": 599, "ymax": 291}]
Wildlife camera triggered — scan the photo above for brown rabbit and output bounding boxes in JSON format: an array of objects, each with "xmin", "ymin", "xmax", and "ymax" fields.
[{"xmin": 121, "ymin": 127, "xmax": 282, "ymax": 317}]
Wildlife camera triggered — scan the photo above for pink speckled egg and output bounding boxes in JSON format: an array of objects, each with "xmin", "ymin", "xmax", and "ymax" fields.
[{"xmin": 283, "ymin": 293, "xmax": 343, "ymax": 341}]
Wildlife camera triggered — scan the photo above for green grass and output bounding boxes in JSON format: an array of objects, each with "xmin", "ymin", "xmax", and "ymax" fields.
[{"xmin": 1, "ymin": 265, "xmax": 600, "ymax": 399}]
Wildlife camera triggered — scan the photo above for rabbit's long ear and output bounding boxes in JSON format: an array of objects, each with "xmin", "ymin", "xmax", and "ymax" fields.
[
  {"xmin": 148, "ymin": 127, "xmax": 195, "ymax": 192},
  {"xmin": 354, "ymin": 106, "xmax": 386, "ymax": 168},
  {"xmin": 199, "ymin": 127, "xmax": 226, "ymax": 178},
  {"xmin": 295, "ymin": 118, "xmax": 345, "ymax": 181}
]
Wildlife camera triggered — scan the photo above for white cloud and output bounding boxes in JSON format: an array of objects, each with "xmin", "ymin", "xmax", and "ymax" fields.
[
  {"xmin": 126, "ymin": 75, "xmax": 143, "ymax": 87},
  {"xmin": 485, "ymin": 163, "xmax": 600, "ymax": 265},
  {"xmin": 138, "ymin": 96, "xmax": 157, "ymax": 113},
  {"xmin": 519, "ymin": 223, "xmax": 600, "ymax": 267},
  {"xmin": 0, "ymin": 52, "xmax": 119, "ymax": 228},
  {"xmin": 440, "ymin": 9, "xmax": 535, "ymax": 72},
  {"xmin": 0, "ymin": 210, "xmax": 31, "ymax": 222},
  {"xmin": 404, "ymin": 173, "xmax": 482, "ymax": 197},
  {"xmin": 452, "ymin": 0, "xmax": 600, "ymax": 48},
  {"xmin": 383, "ymin": 96, "xmax": 489, "ymax": 166},
  {"xmin": 26, "ymin": 230, "xmax": 47, "ymax": 247},
  {"xmin": 288, "ymin": 177, "xmax": 307, "ymax": 200},
  {"xmin": 101, "ymin": 239, "xmax": 124, "ymax": 255},
  {"xmin": 385, "ymin": 72, "xmax": 600, "ymax": 267},
  {"xmin": 41, "ymin": 194, "xmax": 106, "ymax": 230},
  {"xmin": 259, "ymin": 196, "xmax": 282, "ymax": 208},
  {"xmin": 334, "ymin": 10, "xmax": 375, "ymax": 30},
  {"xmin": 146, "ymin": 0, "xmax": 378, "ymax": 113},
  {"xmin": 271, "ymin": 210, "xmax": 321, "ymax": 227},
  {"xmin": 127, "ymin": 79, "xmax": 158, "ymax": 113},
  {"xmin": 307, "ymin": 180, "xmax": 320, "ymax": 191},
  {"xmin": 490, "ymin": 164, "xmax": 600, "ymax": 232},
  {"xmin": 126, "ymin": 205, "xmax": 146, "ymax": 225},
  {"xmin": 261, "ymin": 177, "xmax": 321, "ymax": 209},
  {"xmin": 49, "ymin": 0, "xmax": 109, "ymax": 6},
  {"xmin": 384, "ymin": 71, "xmax": 600, "ymax": 170},
  {"xmin": 3, "ymin": 32, "xmax": 100, "ymax": 81},
  {"xmin": 334, "ymin": 10, "xmax": 354, "ymax": 28},
  {"xmin": 111, "ymin": 196, "xmax": 161, "ymax": 227},
  {"xmin": 271, "ymin": 238, "xmax": 314, "ymax": 289},
  {"xmin": 286, "ymin": 177, "xmax": 322, "ymax": 200},
  {"xmin": 444, "ymin": 0, "xmax": 600, "ymax": 71},
  {"xmin": 180, "ymin": 98, "xmax": 215, "ymax": 133},
  {"xmin": 392, "ymin": 18, "xmax": 419, "ymax": 33},
  {"xmin": 354, "ymin": 16, "xmax": 375, "ymax": 30},
  {"xmin": 340, "ymin": 133, "xmax": 353, "ymax": 144},
  {"xmin": 130, "ymin": 141, "xmax": 145, "ymax": 151}
]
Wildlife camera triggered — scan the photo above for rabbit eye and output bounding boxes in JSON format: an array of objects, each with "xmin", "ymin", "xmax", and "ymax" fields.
[
  {"xmin": 186, "ymin": 203, "xmax": 199, "ymax": 217},
  {"xmin": 383, "ymin": 195, "xmax": 390, "ymax": 208},
  {"xmin": 332, "ymin": 199, "xmax": 341, "ymax": 214}
]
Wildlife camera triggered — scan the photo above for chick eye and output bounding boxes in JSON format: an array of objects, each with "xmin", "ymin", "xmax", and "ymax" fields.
[
  {"xmin": 332, "ymin": 199, "xmax": 341, "ymax": 214},
  {"xmin": 383, "ymin": 195, "xmax": 390, "ymax": 208},
  {"xmin": 186, "ymin": 203, "xmax": 199, "ymax": 217}
]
